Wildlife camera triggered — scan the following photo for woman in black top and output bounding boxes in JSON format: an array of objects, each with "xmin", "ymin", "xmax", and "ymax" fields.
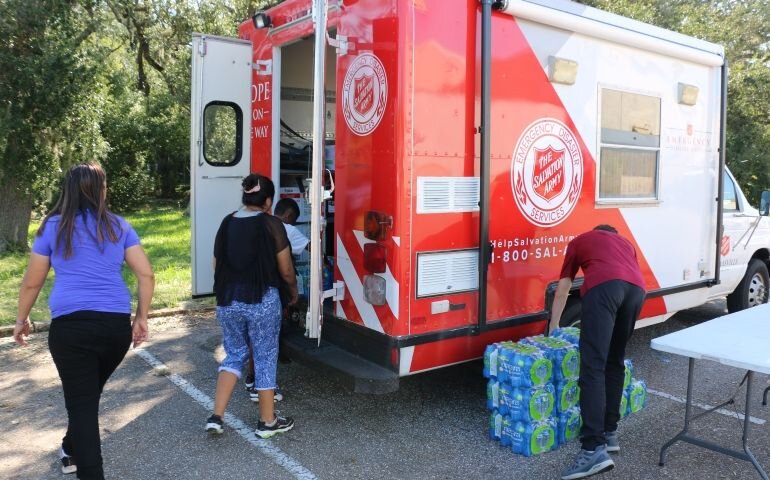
[{"xmin": 205, "ymin": 174, "xmax": 298, "ymax": 438}]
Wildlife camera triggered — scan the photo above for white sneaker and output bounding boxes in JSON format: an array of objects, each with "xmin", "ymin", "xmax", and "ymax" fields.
[
  {"xmin": 248, "ymin": 386, "xmax": 283, "ymax": 403},
  {"xmin": 60, "ymin": 447, "xmax": 76, "ymax": 475},
  {"xmin": 205, "ymin": 414, "xmax": 224, "ymax": 435}
]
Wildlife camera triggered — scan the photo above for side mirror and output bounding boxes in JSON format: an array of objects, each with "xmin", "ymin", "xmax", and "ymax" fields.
[{"xmin": 760, "ymin": 191, "xmax": 770, "ymax": 216}]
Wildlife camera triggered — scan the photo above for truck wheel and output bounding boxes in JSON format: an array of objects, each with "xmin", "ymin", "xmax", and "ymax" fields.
[
  {"xmin": 726, "ymin": 259, "xmax": 770, "ymax": 313},
  {"xmin": 560, "ymin": 300, "xmax": 582, "ymax": 329}
]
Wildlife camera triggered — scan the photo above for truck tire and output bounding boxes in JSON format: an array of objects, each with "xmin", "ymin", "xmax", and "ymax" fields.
[
  {"xmin": 559, "ymin": 299, "xmax": 582, "ymax": 329},
  {"xmin": 726, "ymin": 259, "xmax": 770, "ymax": 313}
]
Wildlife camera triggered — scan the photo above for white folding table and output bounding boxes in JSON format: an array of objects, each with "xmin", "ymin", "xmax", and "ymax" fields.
[{"xmin": 651, "ymin": 304, "xmax": 770, "ymax": 479}]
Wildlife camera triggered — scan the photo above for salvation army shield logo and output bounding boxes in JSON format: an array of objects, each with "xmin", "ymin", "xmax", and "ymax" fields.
[
  {"xmin": 532, "ymin": 146, "xmax": 566, "ymax": 202},
  {"xmin": 511, "ymin": 118, "xmax": 583, "ymax": 227},
  {"xmin": 353, "ymin": 74, "xmax": 375, "ymax": 115},
  {"xmin": 343, "ymin": 53, "xmax": 387, "ymax": 136}
]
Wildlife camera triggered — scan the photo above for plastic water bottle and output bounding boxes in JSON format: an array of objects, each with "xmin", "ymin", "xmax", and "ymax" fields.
[
  {"xmin": 497, "ymin": 343, "xmax": 552, "ymax": 387},
  {"xmin": 483, "ymin": 342, "xmax": 513, "ymax": 378},
  {"xmin": 555, "ymin": 380, "xmax": 580, "ymax": 413},
  {"xmin": 511, "ymin": 418, "xmax": 558, "ymax": 457},
  {"xmin": 623, "ymin": 359, "xmax": 634, "ymax": 390},
  {"xmin": 499, "ymin": 415, "xmax": 515, "ymax": 447},
  {"xmin": 521, "ymin": 336, "xmax": 579, "ymax": 383},
  {"xmin": 551, "ymin": 326, "xmax": 580, "ymax": 346},
  {"xmin": 557, "ymin": 406, "xmax": 582, "ymax": 445},
  {"xmin": 486, "ymin": 379, "xmax": 500, "ymax": 411},
  {"xmin": 559, "ymin": 346, "xmax": 580, "ymax": 382},
  {"xmin": 619, "ymin": 390, "xmax": 629, "ymax": 419},
  {"xmin": 505, "ymin": 384, "xmax": 555, "ymax": 422},
  {"xmin": 497, "ymin": 383, "xmax": 514, "ymax": 416},
  {"xmin": 627, "ymin": 379, "xmax": 648, "ymax": 413},
  {"xmin": 483, "ymin": 344, "xmax": 498, "ymax": 379},
  {"xmin": 495, "ymin": 344, "xmax": 512, "ymax": 385},
  {"xmin": 489, "ymin": 410, "xmax": 504, "ymax": 441},
  {"xmin": 322, "ymin": 260, "xmax": 334, "ymax": 292}
]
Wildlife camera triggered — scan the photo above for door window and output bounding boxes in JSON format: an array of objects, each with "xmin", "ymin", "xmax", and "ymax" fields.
[
  {"xmin": 723, "ymin": 172, "xmax": 739, "ymax": 211},
  {"xmin": 203, "ymin": 102, "xmax": 243, "ymax": 166}
]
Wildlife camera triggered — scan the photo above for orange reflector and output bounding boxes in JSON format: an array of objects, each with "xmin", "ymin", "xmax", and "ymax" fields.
[{"xmin": 364, "ymin": 210, "xmax": 391, "ymax": 241}]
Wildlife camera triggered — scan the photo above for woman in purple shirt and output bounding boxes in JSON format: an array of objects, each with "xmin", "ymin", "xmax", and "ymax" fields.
[{"xmin": 13, "ymin": 163, "xmax": 154, "ymax": 480}]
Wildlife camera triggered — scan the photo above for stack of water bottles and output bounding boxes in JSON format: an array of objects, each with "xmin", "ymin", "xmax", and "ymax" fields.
[
  {"xmin": 551, "ymin": 327, "xmax": 648, "ymax": 419},
  {"xmin": 485, "ymin": 326, "xmax": 647, "ymax": 457}
]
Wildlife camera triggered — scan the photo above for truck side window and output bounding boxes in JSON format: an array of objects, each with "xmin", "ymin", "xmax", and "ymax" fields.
[
  {"xmin": 598, "ymin": 89, "xmax": 661, "ymax": 201},
  {"xmin": 723, "ymin": 173, "xmax": 738, "ymax": 211},
  {"xmin": 203, "ymin": 102, "xmax": 243, "ymax": 166}
]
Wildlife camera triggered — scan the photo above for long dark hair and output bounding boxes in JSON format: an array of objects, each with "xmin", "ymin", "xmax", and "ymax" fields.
[{"xmin": 37, "ymin": 163, "xmax": 120, "ymax": 258}]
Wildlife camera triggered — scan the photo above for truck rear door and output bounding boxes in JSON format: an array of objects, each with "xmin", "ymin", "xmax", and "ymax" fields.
[{"xmin": 190, "ymin": 34, "xmax": 252, "ymax": 296}]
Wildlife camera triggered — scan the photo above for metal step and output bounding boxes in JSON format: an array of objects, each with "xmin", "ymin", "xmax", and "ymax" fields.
[{"xmin": 281, "ymin": 332, "xmax": 400, "ymax": 394}]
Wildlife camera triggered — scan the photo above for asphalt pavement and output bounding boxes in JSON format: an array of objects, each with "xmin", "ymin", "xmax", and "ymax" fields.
[{"xmin": 2, "ymin": 301, "xmax": 769, "ymax": 480}]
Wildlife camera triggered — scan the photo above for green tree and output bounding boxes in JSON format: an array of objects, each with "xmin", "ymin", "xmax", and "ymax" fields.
[
  {"xmin": 0, "ymin": 0, "xmax": 275, "ymax": 248},
  {"xmin": 0, "ymin": 0, "xmax": 107, "ymax": 252},
  {"xmin": 99, "ymin": 0, "xmax": 271, "ymax": 201}
]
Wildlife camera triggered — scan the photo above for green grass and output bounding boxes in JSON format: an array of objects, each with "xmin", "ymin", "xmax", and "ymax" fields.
[{"xmin": 0, "ymin": 201, "xmax": 210, "ymax": 326}]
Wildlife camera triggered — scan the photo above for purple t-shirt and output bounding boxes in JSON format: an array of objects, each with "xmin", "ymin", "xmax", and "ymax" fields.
[{"xmin": 32, "ymin": 212, "xmax": 141, "ymax": 318}]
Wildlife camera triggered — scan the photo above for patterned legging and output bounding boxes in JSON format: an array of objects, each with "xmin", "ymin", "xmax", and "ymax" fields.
[{"xmin": 216, "ymin": 288, "xmax": 281, "ymax": 389}]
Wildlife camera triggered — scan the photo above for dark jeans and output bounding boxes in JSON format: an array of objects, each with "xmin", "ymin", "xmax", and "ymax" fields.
[
  {"xmin": 579, "ymin": 280, "xmax": 645, "ymax": 451},
  {"xmin": 48, "ymin": 311, "xmax": 132, "ymax": 480}
]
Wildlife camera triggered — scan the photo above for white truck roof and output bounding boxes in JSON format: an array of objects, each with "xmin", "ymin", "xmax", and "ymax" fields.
[{"xmin": 499, "ymin": 0, "xmax": 725, "ymax": 65}]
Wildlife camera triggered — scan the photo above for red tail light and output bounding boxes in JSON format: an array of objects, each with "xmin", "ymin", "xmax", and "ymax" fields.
[
  {"xmin": 363, "ymin": 243, "xmax": 387, "ymax": 273},
  {"xmin": 364, "ymin": 210, "xmax": 392, "ymax": 241}
]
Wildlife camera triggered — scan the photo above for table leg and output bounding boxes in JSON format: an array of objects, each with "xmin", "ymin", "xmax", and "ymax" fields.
[
  {"xmin": 659, "ymin": 357, "xmax": 695, "ymax": 466},
  {"xmin": 742, "ymin": 371, "xmax": 769, "ymax": 480}
]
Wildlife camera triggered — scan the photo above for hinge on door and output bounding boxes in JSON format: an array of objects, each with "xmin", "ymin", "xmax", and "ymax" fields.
[
  {"xmin": 327, "ymin": 33, "xmax": 353, "ymax": 55},
  {"xmin": 253, "ymin": 59, "xmax": 272, "ymax": 76},
  {"xmin": 198, "ymin": 37, "xmax": 207, "ymax": 57},
  {"xmin": 322, "ymin": 281, "xmax": 346, "ymax": 302}
]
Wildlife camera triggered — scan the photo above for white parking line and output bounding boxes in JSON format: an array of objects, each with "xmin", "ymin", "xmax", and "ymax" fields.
[
  {"xmin": 134, "ymin": 348, "xmax": 318, "ymax": 480},
  {"xmin": 647, "ymin": 388, "xmax": 766, "ymax": 425}
]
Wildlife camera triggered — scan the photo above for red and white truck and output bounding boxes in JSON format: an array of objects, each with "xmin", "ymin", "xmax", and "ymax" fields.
[{"xmin": 190, "ymin": 0, "xmax": 770, "ymax": 391}]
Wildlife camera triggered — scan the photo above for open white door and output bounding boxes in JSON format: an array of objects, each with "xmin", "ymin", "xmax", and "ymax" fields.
[{"xmin": 191, "ymin": 34, "xmax": 252, "ymax": 296}]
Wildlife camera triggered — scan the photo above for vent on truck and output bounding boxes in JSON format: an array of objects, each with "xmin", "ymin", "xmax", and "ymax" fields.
[
  {"xmin": 417, "ymin": 177, "xmax": 480, "ymax": 214},
  {"xmin": 417, "ymin": 249, "xmax": 479, "ymax": 297}
]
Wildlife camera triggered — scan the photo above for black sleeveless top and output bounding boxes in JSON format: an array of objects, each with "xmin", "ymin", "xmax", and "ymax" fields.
[{"xmin": 213, "ymin": 211, "xmax": 290, "ymax": 306}]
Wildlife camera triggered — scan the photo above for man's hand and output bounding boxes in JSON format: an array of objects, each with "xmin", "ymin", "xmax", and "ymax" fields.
[
  {"xmin": 549, "ymin": 277, "xmax": 573, "ymax": 336},
  {"xmin": 547, "ymin": 316, "xmax": 561, "ymax": 337}
]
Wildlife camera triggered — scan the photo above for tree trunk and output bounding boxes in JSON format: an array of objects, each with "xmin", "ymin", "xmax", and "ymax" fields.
[{"xmin": 0, "ymin": 179, "xmax": 34, "ymax": 253}]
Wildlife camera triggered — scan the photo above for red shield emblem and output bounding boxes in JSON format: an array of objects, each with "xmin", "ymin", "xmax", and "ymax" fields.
[
  {"xmin": 721, "ymin": 235, "xmax": 731, "ymax": 257},
  {"xmin": 353, "ymin": 74, "xmax": 375, "ymax": 115},
  {"xmin": 532, "ymin": 146, "xmax": 566, "ymax": 201}
]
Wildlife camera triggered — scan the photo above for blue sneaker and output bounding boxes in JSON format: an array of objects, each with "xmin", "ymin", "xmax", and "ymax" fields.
[
  {"xmin": 561, "ymin": 445, "xmax": 615, "ymax": 479},
  {"xmin": 605, "ymin": 431, "xmax": 619, "ymax": 453}
]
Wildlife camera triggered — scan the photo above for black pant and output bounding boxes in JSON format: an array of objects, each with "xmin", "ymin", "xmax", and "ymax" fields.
[
  {"xmin": 579, "ymin": 280, "xmax": 645, "ymax": 450},
  {"xmin": 48, "ymin": 311, "xmax": 132, "ymax": 480}
]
